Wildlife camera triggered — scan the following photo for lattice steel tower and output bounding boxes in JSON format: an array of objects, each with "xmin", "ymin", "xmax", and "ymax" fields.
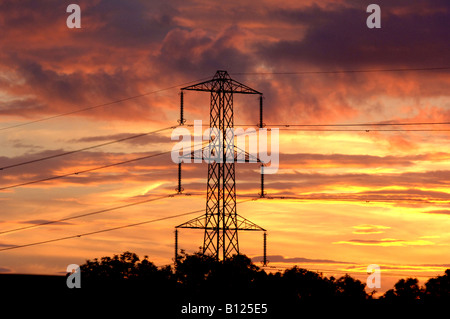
[{"xmin": 175, "ymin": 70, "xmax": 266, "ymax": 261}]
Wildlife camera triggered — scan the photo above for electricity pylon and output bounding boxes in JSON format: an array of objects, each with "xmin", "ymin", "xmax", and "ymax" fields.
[{"xmin": 175, "ymin": 70, "xmax": 266, "ymax": 261}]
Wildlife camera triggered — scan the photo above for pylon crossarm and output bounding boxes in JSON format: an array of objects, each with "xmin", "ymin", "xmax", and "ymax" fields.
[
  {"xmin": 228, "ymin": 78, "xmax": 262, "ymax": 95},
  {"xmin": 182, "ymin": 78, "xmax": 261, "ymax": 95},
  {"xmin": 234, "ymin": 145, "xmax": 263, "ymax": 163},
  {"xmin": 179, "ymin": 143, "xmax": 217, "ymax": 162},
  {"xmin": 236, "ymin": 214, "xmax": 266, "ymax": 231},
  {"xmin": 181, "ymin": 79, "xmax": 219, "ymax": 92},
  {"xmin": 176, "ymin": 215, "xmax": 206, "ymax": 229},
  {"xmin": 179, "ymin": 144, "xmax": 263, "ymax": 163}
]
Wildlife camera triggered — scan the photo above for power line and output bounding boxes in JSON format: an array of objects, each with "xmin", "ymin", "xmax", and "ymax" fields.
[
  {"xmin": 236, "ymin": 194, "xmax": 450, "ymax": 203},
  {"xmin": 0, "ymin": 199, "xmax": 255, "ymax": 252},
  {"xmin": 202, "ymin": 122, "xmax": 450, "ymax": 132},
  {"xmin": 0, "ymin": 77, "xmax": 211, "ymax": 132},
  {"xmin": 232, "ymin": 66, "xmax": 450, "ymax": 76},
  {"xmin": 2, "ymin": 120, "xmax": 446, "ymax": 173},
  {"xmin": 0, "ymin": 140, "xmax": 209, "ymax": 191},
  {"xmin": 0, "ymin": 126, "xmax": 176, "ymax": 171},
  {"xmin": 187, "ymin": 193, "xmax": 449, "ymax": 204},
  {"xmin": 263, "ymin": 122, "xmax": 450, "ymax": 127},
  {"xmin": 184, "ymin": 192, "xmax": 432, "ymax": 205},
  {"xmin": 201, "ymin": 121, "xmax": 450, "ymax": 128},
  {"xmin": 2, "ymin": 68, "xmax": 447, "ymax": 132},
  {"xmin": 0, "ymin": 150, "xmax": 172, "ymax": 191},
  {"xmin": 276, "ymin": 128, "xmax": 450, "ymax": 132},
  {"xmin": 3, "ymin": 121, "xmax": 447, "ymax": 173},
  {"xmin": 0, "ymin": 209, "xmax": 203, "ymax": 252},
  {"xmin": 0, "ymin": 194, "xmax": 176, "ymax": 235},
  {"xmin": 236, "ymin": 123, "xmax": 450, "ymax": 132},
  {"xmin": 0, "ymin": 181, "xmax": 445, "ymax": 279}
]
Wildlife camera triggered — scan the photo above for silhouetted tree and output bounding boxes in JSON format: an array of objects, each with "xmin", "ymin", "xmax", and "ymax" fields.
[
  {"xmin": 81, "ymin": 251, "xmax": 149, "ymax": 280},
  {"xmin": 382, "ymin": 278, "xmax": 423, "ymax": 301},
  {"xmin": 174, "ymin": 250, "xmax": 216, "ymax": 289},
  {"xmin": 64, "ymin": 252, "xmax": 450, "ymax": 315},
  {"xmin": 80, "ymin": 251, "xmax": 175, "ymax": 295},
  {"xmin": 174, "ymin": 251, "xmax": 268, "ymax": 303},
  {"xmin": 279, "ymin": 266, "xmax": 337, "ymax": 301},
  {"xmin": 73, "ymin": 251, "xmax": 450, "ymax": 307},
  {"xmin": 334, "ymin": 274, "xmax": 368, "ymax": 301},
  {"xmin": 423, "ymin": 269, "xmax": 450, "ymax": 301}
]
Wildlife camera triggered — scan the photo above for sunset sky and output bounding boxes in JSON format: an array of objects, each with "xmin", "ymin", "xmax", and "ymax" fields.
[{"xmin": 1, "ymin": 0, "xmax": 449, "ymax": 293}]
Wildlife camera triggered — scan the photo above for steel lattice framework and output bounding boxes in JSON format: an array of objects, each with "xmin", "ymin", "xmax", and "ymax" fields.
[{"xmin": 175, "ymin": 70, "xmax": 266, "ymax": 261}]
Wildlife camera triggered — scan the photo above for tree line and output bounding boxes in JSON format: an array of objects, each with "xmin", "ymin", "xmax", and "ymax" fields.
[{"xmin": 77, "ymin": 251, "xmax": 450, "ymax": 306}]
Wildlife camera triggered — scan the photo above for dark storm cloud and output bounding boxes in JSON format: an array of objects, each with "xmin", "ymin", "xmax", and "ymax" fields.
[
  {"xmin": 83, "ymin": 0, "xmax": 178, "ymax": 46},
  {"xmin": 0, "ymin": 0, "xmax": 180, "ymax": 120},
  {"xmin": 0, "ymin": 58, "xmax": 148, "ymax": 118},
  {"xmin": 1, "ymin": 0, "xmax": 448, "ymax": 123},
  {"xmin": 153, "ymin": 25, "xmax": 258, "ymax": 81},
  {"xmin": 258, "ymin": 2, "xmax": 450, "ymax": 68}
]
